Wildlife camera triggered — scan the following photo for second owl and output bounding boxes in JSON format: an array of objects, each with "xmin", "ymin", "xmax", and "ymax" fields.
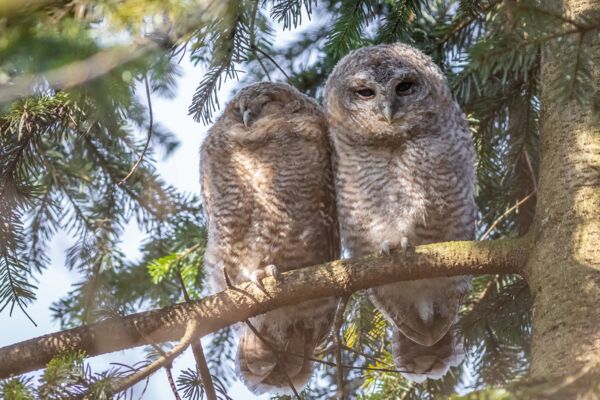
[
  {"xmin": 200, "ymin": 82, "xmax": 339, "ymax": 394},
  {"xmin": 325, "ymin": 43, "xmax": 477, "ymax": 382}
]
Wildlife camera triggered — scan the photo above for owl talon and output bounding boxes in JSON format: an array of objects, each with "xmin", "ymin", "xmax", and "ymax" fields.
[
  {"xmin": 381, "ymin": 241, "xmax": 393, "ymax": 257},
  {"xmin": 264, "ymin": 264, "xmax": 280, "ymax": 281},
  {"xmin": 250, "ymin": 264, "xmax": 280, "ymax": 289}
]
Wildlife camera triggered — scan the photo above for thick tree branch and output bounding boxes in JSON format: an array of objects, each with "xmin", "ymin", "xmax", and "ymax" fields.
[{"xmin": 0, "ymin": 238, "xmax": 527, "ymax": 379}]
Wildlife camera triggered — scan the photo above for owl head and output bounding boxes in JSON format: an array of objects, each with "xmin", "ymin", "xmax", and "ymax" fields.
[
  {"xmin": 325, "ymin": 43, "xmax": 454, "ymax": 144},
  {"xmin": 217, "ymin": 82, "xmax": 324, "ymax": 144}
]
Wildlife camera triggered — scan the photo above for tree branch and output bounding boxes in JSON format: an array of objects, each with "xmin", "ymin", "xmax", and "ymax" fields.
[
  {"xmin": 109, "ymin": 320, "xmax": 200, "ymax": 395},
  {"xmin": 0, "ymin": 238, "xmax": 527, "ymax": 379},
  {"xmin": 334, "ymin": 296, "xmax": 349, "ymax": 400},
  {"xmin": 0, "ymin": 39, "xmax": 159, "ymax": 104}
]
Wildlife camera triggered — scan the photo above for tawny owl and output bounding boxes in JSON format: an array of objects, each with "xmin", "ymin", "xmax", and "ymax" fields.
[
  {"xmin": 200, "ymin": 82, "xmax": 339, "ymax": 394},
  {"xmin": 325, "ymin": 43, "xmax": 476, "ymax": 382}
]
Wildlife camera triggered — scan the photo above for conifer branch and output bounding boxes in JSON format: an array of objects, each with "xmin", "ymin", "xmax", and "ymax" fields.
[
  {"xmin": 108, "ymin": 319, "xmax": 201, "ymax": 395},
  {"xmin": 177, "ymin": 264, "xmax": 217, "ymax": 400},
  {"xmin": 0, "ymin": 238, "xmax": 527, "ymax": 379},
  {"xmin": 0, "ymin": 40, "xmax": 159, "ymax": 104}
]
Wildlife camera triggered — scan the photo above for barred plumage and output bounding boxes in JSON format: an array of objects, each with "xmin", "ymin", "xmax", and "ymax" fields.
[
  {"xmin": 200, "ymin": 82, "xmax": 339, "ymax": 394},
  {"xmin": 325, "ymin": 43, "xmax": 476, "ymax": 382}
]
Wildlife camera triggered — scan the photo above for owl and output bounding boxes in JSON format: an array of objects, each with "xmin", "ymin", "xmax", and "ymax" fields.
[
  {"xmin": 200, "ymin": 82, "xmax": 340, "ymax": 394},
  {"xmin": 325, "ymin": 43, "xmax": 476, "ymax": 382}
]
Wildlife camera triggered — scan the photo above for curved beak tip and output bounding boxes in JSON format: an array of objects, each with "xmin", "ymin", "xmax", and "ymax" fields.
[
  {"xmin": 242, "ymin": 110, "xmax": 252, "ymax": 128},
  {"xmin": 382, "ymin": 106, "xmax": 393, "ymax": 124}
]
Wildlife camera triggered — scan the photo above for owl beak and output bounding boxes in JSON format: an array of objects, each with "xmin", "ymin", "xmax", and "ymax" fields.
[
  {"xmin": 242, "ymin": 110, "xmax": 252, "ymax": 128},
  {"xmin": 382, "ymin": 104, "xmax": 393, "ymax": 124}
]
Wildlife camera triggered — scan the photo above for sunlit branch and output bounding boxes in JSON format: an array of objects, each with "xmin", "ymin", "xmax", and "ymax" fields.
[{"xmin": 0, "ymin": 238, "xmax": 527, "ymax": 379}]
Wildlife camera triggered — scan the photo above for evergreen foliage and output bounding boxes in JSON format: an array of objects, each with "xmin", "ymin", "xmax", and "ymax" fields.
[{"xmin": 1, "ymin": 0, "xmax": 598, "ymax": 398}]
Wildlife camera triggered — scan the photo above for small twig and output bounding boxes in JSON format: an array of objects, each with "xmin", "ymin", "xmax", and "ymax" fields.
[
  {"xmin": 176, "ymin": 270, "xmax": 191, "ymax": 303},
  {"xmin": 244, "ymin": 335, "xmax": 410, "ymax": 375},
  {"xmin": 118, "ymin": 74, "xmax": 153, "ymax": 185},
  {"xmin": 178, "ymin": 243, "xmax": 202, "ymax": 261},
  {"xmin": 253, "ymin": 51, "xmax": 272, "ymax": 81},
  {"xmin": 133, "ymin": 320, "xmax": 170, "ymax": 361},
  {"xmin": 437, "ymin": 0, "xmax": 499, "ymax": 46},
  {"xmin": 480, "ymin": 191, "xmax": 536, "ymax": 240},
  {"xmin": 110, "ymin": 319, "xmax": 200, "ymax": 395},
  {"xmin": 247, "ymin": 0, "xmax": 272, "ymax": 82},
  {"xmin": 224, "ymin": 267, "xmax": 299, "ymax": 397},
  {"xmin": 191, "ymin": 340, "xmax": 217, "ymax": 400},
  {"xmin": 341, "ymin": 345, "xmax": 392, "ymax": 367},
  {"xmin": 177, "ymin": 266, "xmax": 217, "ymax": 400},
  {"xmin": 282, "ymin": 349, "xmax": 410, "ymax": 374},
  {"xmin": 250, "ymin": 45, "xmax": 291, "ymax": 82},
  {"xmin": 165, "ymin": 366, "xmax": 182, "ymax": 400},
  {"xmin": 244, "ymin": 319, "xmax": 301, "ymax": 399},
  {"xmin": 334, "ymin": 296, "xmax": 349, "ymax": 400},
  {"xmin": 465, "ymin": 276, "xmax": 499, "ymax": 309}
]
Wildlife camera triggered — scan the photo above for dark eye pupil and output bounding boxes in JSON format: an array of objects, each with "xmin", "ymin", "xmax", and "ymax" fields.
[
  {"xmin": 396, "ymin": 81, "xmax": 414, "ymax": 94},
  {"xmin": 356, "ymin": 88, "xmax": 375, "ymax": 98}
]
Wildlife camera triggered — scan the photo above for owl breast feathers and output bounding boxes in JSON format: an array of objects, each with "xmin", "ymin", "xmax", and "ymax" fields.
[
  {"xmin": 325, "ymin": 43, "xmax": 477, "ymax": 382},
  {"xmin": 200, "ymin": 82, "xmax": 340, "ymax": 395}
]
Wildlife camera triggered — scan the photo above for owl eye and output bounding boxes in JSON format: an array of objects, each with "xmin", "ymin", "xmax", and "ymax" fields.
[
  {"xmin": 355, "ymin": 88, "xmax": 375, "ymax": 99},
  {"xmin": 396, "ymin": 81, "xmax": 415, "ymax": 95}
]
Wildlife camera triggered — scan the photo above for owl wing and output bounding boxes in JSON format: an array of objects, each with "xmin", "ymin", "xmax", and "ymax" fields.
[
  {"xmin": 326, "ymin": 175, "xmax": 341, "ymax": 262},
  {"xmin": 327, "ymin": 145, "xmax": 341, "ymax": 262}
]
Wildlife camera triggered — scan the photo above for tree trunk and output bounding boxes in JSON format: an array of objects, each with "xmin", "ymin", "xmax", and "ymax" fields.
[{"xmin": 526, "ymin": 0, "xmax": 600, "ymax": 395}]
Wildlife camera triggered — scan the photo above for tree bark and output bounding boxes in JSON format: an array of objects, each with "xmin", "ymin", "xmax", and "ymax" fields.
[
  {"xmin": 0, "ymin": 239, "xmax": 525, "ymax": 379},
  {"xmin": 526, "ymin": 0, "xmax": 600, "ymax": 395}
]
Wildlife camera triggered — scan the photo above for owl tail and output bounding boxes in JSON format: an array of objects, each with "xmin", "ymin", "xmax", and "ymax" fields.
[
  {"xmin": 235, "ymin": 321, "xmax": 320, "ymax": 395},
  {"xmin": 391, "ymin": 324, "xmax": 465, "ymax": 383}
]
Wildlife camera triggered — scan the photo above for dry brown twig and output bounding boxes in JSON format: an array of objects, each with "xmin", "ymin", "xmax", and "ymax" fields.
[
  {"xmin": 243, "ymin": 318, "xmax": 301, "ymax": 399},
  {"xmin": 480, "ymin": 191, "xmax": 537, "ymax": 240},
  {"xmin": 334, "ymin": 296, "xmax": 350, "ymax": 400},
  {"xmin": 178, "ymin": 266, "xmax": 217, "ymax": 400},
  {"xmin": 110, "ymin": 319, "xmax": 201, "ymax": 395}
]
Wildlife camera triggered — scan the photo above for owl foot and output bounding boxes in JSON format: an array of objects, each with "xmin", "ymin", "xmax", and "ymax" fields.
[
  {"xmin": 250, "ymin": 264, "xmax": 280, "ymax": 291},
  {"xmin": 381, "ymin": 237, "xmax": 412, "ymax": 256},
  {"xmin": 381, "ymin": 241, "xmax": 394, "ymax": 257},
  {"xmin": 400, "ymin": 236, "xmax": 411, "ymax": 254}
]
